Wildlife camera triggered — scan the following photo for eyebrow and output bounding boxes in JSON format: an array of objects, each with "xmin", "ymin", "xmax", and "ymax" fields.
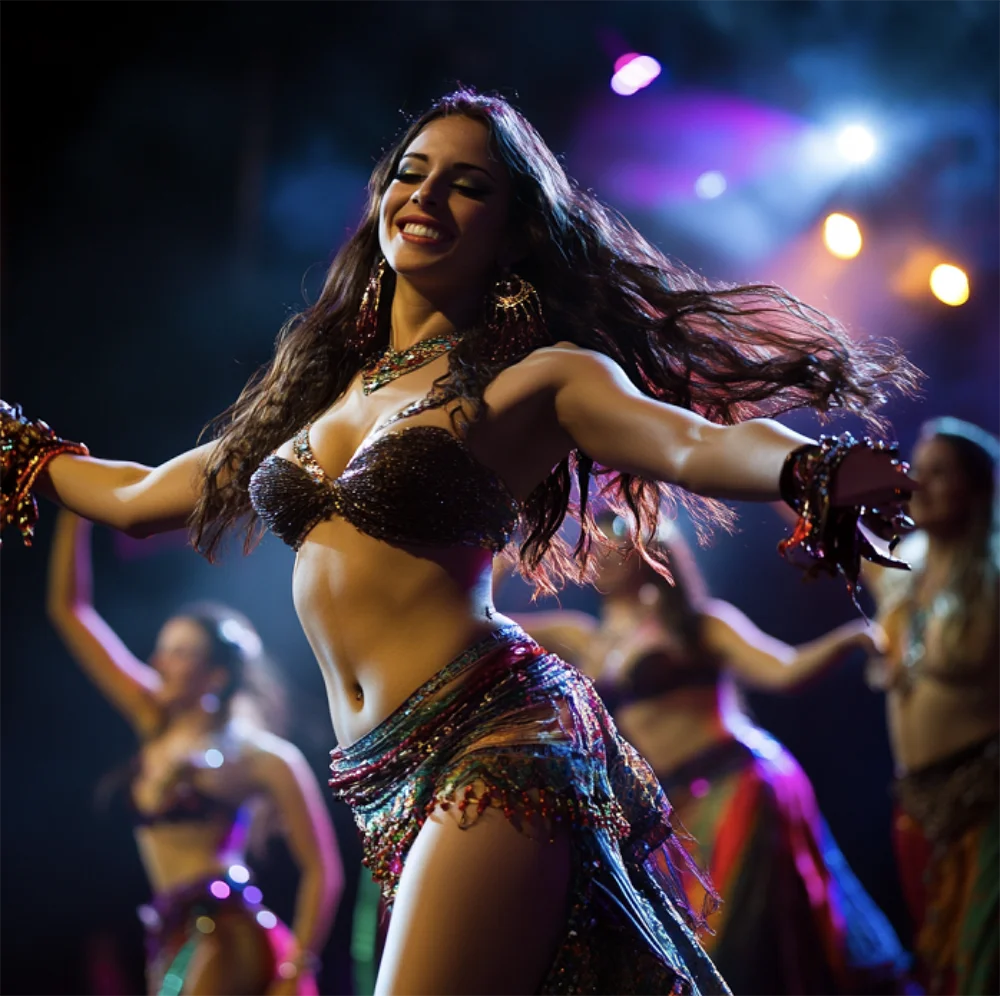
[{"xmin": 399, "ymin": 152, "xmax": 496, "ymax": 181}]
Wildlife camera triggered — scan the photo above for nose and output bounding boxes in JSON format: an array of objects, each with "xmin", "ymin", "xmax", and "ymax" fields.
[
  {"xmin": 411, "ymin": 172, "xmax": 445, "ymax": 208},
  {"xmin": 411, "ymin": 186, "xmax": 434, "ymax": 208}
]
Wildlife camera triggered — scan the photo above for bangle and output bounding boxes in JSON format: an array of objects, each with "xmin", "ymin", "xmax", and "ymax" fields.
[
  {"xmin": 1, "ymin": 401, "xmax": 89, "ymax": 546},
  {"xmin": 778, "ymin": 432, "xmax": 912, "ymax": 607}
]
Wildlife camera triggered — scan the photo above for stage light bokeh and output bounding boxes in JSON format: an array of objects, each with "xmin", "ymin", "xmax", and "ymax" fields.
[
  {"xmin": 823, "ymin": 213, "xmax": 863, "ymax": 259},
  {"xmin": 930, "ymin": 263, "xmax": 970, "ymax": 306}
]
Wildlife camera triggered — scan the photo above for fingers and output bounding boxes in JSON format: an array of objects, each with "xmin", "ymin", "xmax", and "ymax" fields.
[
  {"xmin": 869, "ymin": 622, "xmax": 890, "ymax": 656},
  {"xmin": 861, "ymin": 507, "xmax": 915, "ymax": 542}
]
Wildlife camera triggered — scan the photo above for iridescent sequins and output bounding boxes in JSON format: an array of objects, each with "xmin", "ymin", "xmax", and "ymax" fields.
[
  {"xmin": 327, "ymin": 628, "xmax": 731, "ymax": 996},
  {"xmin": 249, "ymin": 420, "xmax": 518, "ymax": 552}
]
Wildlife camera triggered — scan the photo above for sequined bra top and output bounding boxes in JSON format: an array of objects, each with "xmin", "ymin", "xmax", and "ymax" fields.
[
  {"xmin": 127, "ymin": 756, "xmax": 242, "ymax": 829},
  {"xmin": 248, "ymin": 398, "xmax": 520, "ymax": 553}
]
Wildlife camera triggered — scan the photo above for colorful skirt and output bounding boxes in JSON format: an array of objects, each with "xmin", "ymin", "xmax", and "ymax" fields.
[
  {"xmin": 894, "ymin": 734, "xmax": 999, "ymax": 995},
  {"xmin": 328, "ymin": 626, "xmax": 729, "ymax": 996},
  {"xmin": 658, "ymin": 729, "xmax": 910, "ymax": 995},
  {"xmin": 138, "ymin": 869, "xmax": 313, "ymax": 996}
]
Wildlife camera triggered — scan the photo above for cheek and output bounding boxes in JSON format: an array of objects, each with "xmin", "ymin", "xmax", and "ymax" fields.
[
  {"xmin": 379, "ymin": 187, "xmax": 405, "ymax": 231},
  {"xmin": 167, "ymin": 659, "xmax": 204, "ymax": 687},
  {"xmin": 941, "ymin": 482, "xmax": 972, "ymax": 512},
  {"xmin": 465, "ymin": 204, "xmax": 508, "ymax": 244}
]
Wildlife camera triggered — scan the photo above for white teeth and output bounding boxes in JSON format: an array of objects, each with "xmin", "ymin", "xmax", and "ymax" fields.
[{"xmin": 402, "ymin": 222, "xmax": 446, "ymax": 241}]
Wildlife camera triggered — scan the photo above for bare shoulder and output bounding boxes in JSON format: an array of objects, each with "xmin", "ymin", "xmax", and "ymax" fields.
[
  {"xmin": 486, "ymin": 342, "xmax": 625, "ymax": 400},
  {"xmin": 699, "ymin": 598, "xmax": 747, "ymax": 646},
  {"xmin": 702, "ymin": 597, "xmax": 743, "ymax": 627},
  {"xmin": 237, "ymin": 725, "xmax": 307, "ymax": 780}
]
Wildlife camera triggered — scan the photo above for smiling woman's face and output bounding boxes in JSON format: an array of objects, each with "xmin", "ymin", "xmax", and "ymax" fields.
[
  {"xmin": 149, "ymin": 617, "xmax": 222, "ymax": 710},
  {"xmin": 379, "ymin": 115, "xmax": 514, "ymax": 296}
]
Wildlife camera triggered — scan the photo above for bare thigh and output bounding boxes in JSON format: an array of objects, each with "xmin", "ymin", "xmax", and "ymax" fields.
[
  {"xmin": 183, "ymin": 911, "xmax": 276, "ymax": 996},
  {"xmin": 375, "ymin": 805, "xmax": 573, "ymax": 996}
]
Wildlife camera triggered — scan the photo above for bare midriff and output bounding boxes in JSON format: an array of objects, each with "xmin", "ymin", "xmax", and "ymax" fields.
[
  {"xmin": 292, "ymin": 516, "xmax": 504, "ymax": 746},
  {"xmin": 615, "ymin": 686, "xmax": 727, "ymax": 776},
  {"xmin": 136, "ymin": 822, "xmax": 237, "ymax": 895},
  {"xmin": 887, "ymin": 679, "xmax": 999, "ymax": 774},
  {"xmin": 884, "ymin": 607, "xmax": 999, "ymax": 774}
]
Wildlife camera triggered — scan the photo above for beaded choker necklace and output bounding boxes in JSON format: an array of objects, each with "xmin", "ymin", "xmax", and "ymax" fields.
[{"xmin": 362, "ymin": 332, "xmax": 463, "ymax": 395}]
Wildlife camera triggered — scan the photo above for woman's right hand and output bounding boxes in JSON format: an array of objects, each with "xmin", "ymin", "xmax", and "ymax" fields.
[
  {"xmin": 852, "ymin": 619, "xmax": 889, "ymax": 658},
  {"xmin": 1, "ymin": 400, "xmax": 89, "ymax": 544}
]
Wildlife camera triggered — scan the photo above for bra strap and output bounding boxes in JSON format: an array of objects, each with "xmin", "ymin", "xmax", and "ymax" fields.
[{"xmin": 292, "ymin": 425, "xmax": 331, "ymax": 484}]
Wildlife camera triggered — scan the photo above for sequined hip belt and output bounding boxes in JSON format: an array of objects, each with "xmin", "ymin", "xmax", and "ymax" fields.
[
  {"xmin": 327, "ymin": 625, "xmax": 731, "ymax": 995},
  {"xmin": 894, "ymin": 733, "xmax": 1000, "ymax": 846},
  {"xmin": 138, "ymin": 866, "xmax": 276, "ymax": 945}
]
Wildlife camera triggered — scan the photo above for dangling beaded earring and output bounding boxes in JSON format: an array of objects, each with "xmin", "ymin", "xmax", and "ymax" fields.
[
  {"xmin": 486, "ymin": 272, "xmax": 547, "ymax": 360},
  {"xmin": 355, "ymin": 258, "xmax": 386, "ymax": 350}
]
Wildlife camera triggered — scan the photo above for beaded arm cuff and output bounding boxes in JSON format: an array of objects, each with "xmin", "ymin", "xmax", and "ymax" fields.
[
  {"xmin": 1, "ymin": 401, "xmax": 89, "ymax": 546},
  {"xmin": 778, "ymin": 432, "xmax": 912, "ymax": 606}
]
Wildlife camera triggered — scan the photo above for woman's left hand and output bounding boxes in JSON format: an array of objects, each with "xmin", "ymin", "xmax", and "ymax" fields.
[{"xmin": 830, "ymin": 445, "xmax": 918, "ymax": 507}]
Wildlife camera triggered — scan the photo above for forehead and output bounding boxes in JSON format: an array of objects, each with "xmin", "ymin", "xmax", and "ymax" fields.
[
  {"xmin": 403, "ymin": 115, "xmax": 498, "ymax": 167},
  {"xmin": 915, "ymin": 436, "xmax": 960, "ymax": 469},
  {"xmin": 157, "ymin": 617, "xmax": 210, "ymax": 651}
]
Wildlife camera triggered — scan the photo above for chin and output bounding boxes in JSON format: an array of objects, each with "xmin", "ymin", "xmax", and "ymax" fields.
[{"xmin": 392, "ymin": 254, "xmax": 457, "ymax": 283}]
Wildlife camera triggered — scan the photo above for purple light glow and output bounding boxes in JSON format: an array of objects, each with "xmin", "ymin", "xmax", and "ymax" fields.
[
  {"xmin": 209, "ymin": 880, "xmax": 231, "ymax": 900},
  {"xmin": 572, "ymin": 92, "xmax": 805, "ymax": 208},
  {"xmin": 611, "ymin": 55, "xmax": 661, "ymax": 96},
  {"xmin": 613, "ymin": 52, "xmax": 639, "ymax": 73},
  {"xmin": 244, "ymin": 885, "xmax": 264, "ymax": 905}
]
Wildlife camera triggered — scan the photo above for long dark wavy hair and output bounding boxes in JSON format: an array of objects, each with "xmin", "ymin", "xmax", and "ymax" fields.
[
  {"xmin": 192, "ymin": 88, "xmax": 920, "ymax": 594},
  {"xmin": 174, "ymin": 601, "xmax": 287, "ymax": 734}
]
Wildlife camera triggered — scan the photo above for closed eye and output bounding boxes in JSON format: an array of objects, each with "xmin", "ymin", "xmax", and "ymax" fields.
[
  {"xmin": 453, "ymin": 181, "xmax": 491, "ymax": 199},
  {"xmin": 394, "ymin": 169, "xmax": 424, "ymax": 183},
  {"xmin": 393, "ymin": 169, "xmax": 492, "ymax": 199}
]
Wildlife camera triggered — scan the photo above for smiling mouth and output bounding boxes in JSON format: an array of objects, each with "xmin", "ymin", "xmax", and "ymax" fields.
[{"xmin": 398, "ymin": 221, "xmax": 453, "ymax": 246}]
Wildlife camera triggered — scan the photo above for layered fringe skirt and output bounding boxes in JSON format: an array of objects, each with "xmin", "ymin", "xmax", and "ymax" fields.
[{"xmin": 328, "ymin": 626, "xmax": 729, "ymax": 995}]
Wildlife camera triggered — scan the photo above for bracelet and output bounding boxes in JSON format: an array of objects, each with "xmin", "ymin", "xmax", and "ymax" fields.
[
  {"xmin": 778, "ymin": 432, "xmax": 912, "ymax": 607},
  {"xmin": 1, "ymin": 401, "xmax": 89, "ymax": 546}
]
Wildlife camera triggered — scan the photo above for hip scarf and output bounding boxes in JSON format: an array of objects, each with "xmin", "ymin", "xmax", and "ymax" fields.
[
  {"xmin": 893, "ymin": 734, "xmax": 999, "ymax": 995},
  {"xmin": 138, "ymin": 870, "xmax": 307, "ymax": 996},
  {"xmin": 328, "ymin": 626, "xmax": 729, "ymax": 996}
]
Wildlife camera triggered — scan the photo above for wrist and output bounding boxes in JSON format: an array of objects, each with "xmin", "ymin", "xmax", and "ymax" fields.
[
  {"xmin": 779, "ymin": 442, "xmax": 821, "ymax": 513},
  {"xmin": 1, "ymin": 401, "xmax": 89, "ymax": 546}
]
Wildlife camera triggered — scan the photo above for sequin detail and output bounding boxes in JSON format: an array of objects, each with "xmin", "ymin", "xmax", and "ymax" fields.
[
  {"xmin": 1, "ymin": 401, "xmax": 89, "ymax": 546},
  {"xmin": 328, "ymin": 627, "xmax": 730, "ymax": 996},
  {"xmin": 361, "ymin": 332, "xmax": 464, "ymax": 394},
  {"xmin": 248, "ymin": 405, "xmax": 518, "ymax": 552}
]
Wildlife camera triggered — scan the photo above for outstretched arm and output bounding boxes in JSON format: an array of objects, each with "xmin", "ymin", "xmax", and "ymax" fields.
[
  {"xmin": 46, "ymin": 510, "xmax": 163, "ymax": 736},
  {"xmin": 505, "ymin": 611, "xmax": 597, "ymax": 671},
  {"xmin": 251, "ymin": 739, "xmax": 343, "ymax": 986},
  {"xmin": 701, "ymin": 598, "xmax": 881, "ymax": 691},
  {"xmin": 39, "ymin": 443, "xmax": 216, "ymax": 537},
  {"xmin": 549, "ymin": 347, "xmax": 910, "ymax": 506}
]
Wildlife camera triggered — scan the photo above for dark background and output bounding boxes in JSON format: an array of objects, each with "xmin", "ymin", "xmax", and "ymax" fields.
[{"xmin": 2, "ymin": 2, "xmax": 997, "ymax": 994}]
